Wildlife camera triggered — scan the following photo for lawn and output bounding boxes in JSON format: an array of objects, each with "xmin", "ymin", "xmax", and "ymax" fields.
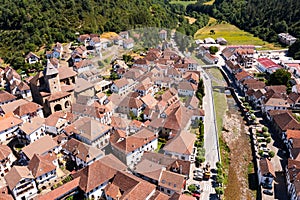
[
  {"xmin": 170, "ymin": 0, "xmax": 197, "ymax": 8},
  {"xmin": 194, "ymin": 18, "xmax": 281, "ymax": 50}
]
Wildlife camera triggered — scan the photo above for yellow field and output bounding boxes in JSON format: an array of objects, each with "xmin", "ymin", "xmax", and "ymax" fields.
[
  {"xmin": 203, "ymin": 0, "xmax": 215, "ymax": 5},
  {"xmin": 194, "ymin": 19, "xmax": 281, "ymax": 50}
]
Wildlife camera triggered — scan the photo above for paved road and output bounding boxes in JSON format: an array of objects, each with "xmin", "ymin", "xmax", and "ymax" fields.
[{"xmin": 198, "ymin": 67, "xmax": 220, "ymax": 200}]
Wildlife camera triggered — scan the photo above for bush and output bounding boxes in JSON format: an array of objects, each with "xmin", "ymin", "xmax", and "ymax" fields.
[
  {"xmin": 216, "ymin": 174, "xmax": 224, "ymax": 184},
  {"xmin": 215, "ymin": 187, "xmax": 224, "ymax": 195},
  {"xmin": 266, "ymin": 137, "xmax": 271, "ymax": 143},
  {"xmin": 262, "ymin": 126, "xmax": 269, "ymax": 132},
  {"xmin": 258, "ymin": 150, "xmax": 264, "ymax": 157},
  {"xmin": 263, "ymin": 132, "xmax": 271, "ymax": 138},
  {"xmin": 216, "ymin": 161, "xmax": 223, "ymax": 169},
  {"xmin": 269, "ymin": 151, "xmax": 275, "ymax": 158},
  {"xmin": 196, "ymin": 156, "xmax": 205, "ymax": 164},
  {"xmin": 188, "ymin": 184, "xmax": 197, "ymax": 193}
]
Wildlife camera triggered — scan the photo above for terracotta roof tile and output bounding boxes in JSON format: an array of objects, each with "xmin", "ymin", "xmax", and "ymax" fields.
[
  {"xmin": 0, "ymin": 90, "xmax": 16, "ymax": 103},
  {"xmin": 5, "ymin": 166, "xmax": 34, "ymax": 189},
  {"xmin": 259, "ymin": 158, "xmax": 275, "ymax": 177},
  {"xmin": 28, "ymin": 154, "xmax": 56, "ymax": 178}
]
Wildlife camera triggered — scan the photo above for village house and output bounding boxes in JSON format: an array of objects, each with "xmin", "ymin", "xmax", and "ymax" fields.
[
  {"xmin": 0, "ymin": 144, "xmax": 16, "ymax": 177},
  {"xmin": 22, "ymin": 135, "xmax": 60, "ymax": 161},
  {"xmin": 74, "ymin": 77, "xmax": 95, "ymax": 98},
  {"xmin": 163, "ymin": 130, "xmax": 197, "ymax": 162},
  {"xmin": 13, "ymin": 101, "xmax": 44, "ymax": 122},
  {"xmin": 25, "ymin": 52, "xmax": 40, "ymax": 64},
  {"xmin": 28, "ymin": 154, "xmax": 57, "ymax": 187},
  {"xmin": 286, "ymin": 158, "xmax": 300, "ymax": 200},
  {"xmin": 45, "ymin": 111, "xmax": 74, "ymax": 135},
  {"xmin": 0, "ymin": 114, "xmax": 23, "ymax": 142},
  {"xmin": 159, "ymin": 29, "xmax": 167, "ymax": 40},
  {"xmin": 224, "ymin": 60, "xmax": 242, "ymax": 74},
  {"xmin": 177, "ymin": 81, "xmax": 197, "ymax": 97},
  {"xmin": 256, "ymin": 58, "xmax": 282, "ymax": 74},
  {"xmin": 104, "ymin": 171, "xmax": 157, "ymax": 200},
  {"xmin": 278, "ymin": 33, "xmax": 297, "ymax": 46},
  {"xmin": 0, "ymin": 90, "xmax": 16, "ymax": 105},
  {"xmin": 19, "ymin": 116, "xmax": 46, "ymax": 144},
  {"xmin": 5, "ymin": 166, "xmax": 38, "ymax": 200},
  {"xmin": 111, "ymin": 78, "xmax": 135, "ymax": 95},
  {"xmin": 157, "ymin": 170, "xmax": 186, "ymax": 196},
  {"xmin": 258, "ymin": 158, "xmax": 275, "ymax": 188},
  {"xmin": 71, "ymin": 154, "xmax": 127, "ymax": 200},
  {"xmin": 123, "ymin": 38, "xmax": 134, "ymax": 49},
  {"xmin": 110, "ymin": 128, "xmax": 158, "ymax": 168},
  {"xmin": 62, "ymin": 138, "xmax": 104, "ymax": 169},
  {"xmin": 69, "ymin": 117, "xmax": 111, "ymax": 149},
  {"xmin": 117, "ymin": 96, "xmax": 144, "ymax": 117},
  {"xmin": 33, "ymin": 177, "xmax": 80, "ymax": 200},
  {"xmin": 73, "ymin": 60, "xmax": 94, "ymax": 74},
  {"xmin": 134, "ymin": 151, "xmax": 191, "ymax": 182}
]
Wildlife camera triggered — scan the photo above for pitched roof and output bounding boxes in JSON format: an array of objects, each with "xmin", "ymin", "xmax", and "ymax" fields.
[
  {"xmin": 287, "ymin": 129, "xmax": 300, "ymax": 140},
  {"xmin": 163, "ymin": 104, "xmax": 193, "ymax": 131},
  {"xmin": 257, "ymin": 58, "xmax": 281, "ymax": 69},
  {"xmin": 16, "ymin": 81, "xmax": 30, "ymax": 91},
  {"xmin": 22, "ymin": 135, "xmax": 58, "ymax": 160},
  {"xmin": 110, "ymin": 128, "xmax": 157, "ymax": 153},
  {"xmin": 0, "ymin": 145, "xmax": 12, "ymax": 161},
  {"xmin": 178, "ymin": 81, "xmax": 197, "ymax": 91},
  {"xmin": 58, "ymin": 66, "xmax": 77, "ymax": 80},
  {"xmin": 149, "ymin": 191, "xmax": 169, "ymax": 200},
  {"xmin": 118, "ymin": 97, "xmax": 143, "ymax": 109},
  {"xmin": 110, "ymin": 171, "xmax": 156, "ymax": 200},
  {"xmin": 259, "ymin": 158, "xmax": 275, "ymax": 177},
  {"xmin": 0, "ymin": 99, "xmax": 28, "ymax": 114},
  {"xmin": 71, "ymin": 154, "xmax": 127, "ymax": 193},
  {"xmin": 74, "ymin": 78, "xmax": 94, "ymax": 93},
  {"xmin": 141, "ymin": 94, "xmax": 158, "ymax": 108},
  {"xmin": 0, "ymin": 115, "xmax": 23, "ymax": 132},
  {"xmin": 235, "ymin": 70, "xmax": 251, "ymax": 81},
  {"xmin": 71, "ymin": 117, "xmax": 111, "ymax": 141},
  {"xmin": 185, "ymin": 96, "xmax": 199, "ymax": 109},
  {"xmin": 45, "ymin": 111, "xmax": 74, "ymax": 127},
  {"xmin": 113, "ymin": 78, "xmax": 129, "ymax": 88},
  {"xmin": 28, "ymin": 154, "xmax": 56, "ymax": 178},
  {"xmin": 13, "ymin": 101, "xmax": 42, "ymax": 116},
  {"xmin": 273, "ymin": 111, "xmax": 300, "ymax": 131},
  {"xmin": 159, "ymin": 170, "xmax": 185, "ymax": 193},
  {"xmin": 5, "ymin": 166, "xmax": 34, "ymax": 189},
  {"xmin": 0, "ymin": 90, "xmax": 16, "ymax": 103},
  {"xmin": 34, "ymin": 177, "xmax": 80, "ymax": 200},
  {"xmin": 62, "ymin": 138, "xmax": 104, "ymax": 162},
  {"xmin": 20, "ymin": 117, "xmax": 45, "ymax": 135},
  {"xmin": 163, "ymin": 130, "xmax": 196, "ymax": 155}
]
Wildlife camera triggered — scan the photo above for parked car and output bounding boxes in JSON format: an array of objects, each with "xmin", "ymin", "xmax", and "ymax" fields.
[
  {"xmin": 194, "ymin": 184, "xmax": 201, "ymax": 190},
  {"xmin": 193, "ymin": 174, "xmax": 203, "ymax": 181},
  {"xmin": 263, "ymin": 189, "xmax": 273, "ymax": 195},
  {"xmin": 262, "ymin": 183, "xmax": 272, "ymax": 189}
]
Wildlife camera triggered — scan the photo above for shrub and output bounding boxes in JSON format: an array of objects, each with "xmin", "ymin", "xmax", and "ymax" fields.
[
  {"xmin": 262, "ymin": 126, "xmax": 269, "ymax": 132},
  {"xmin": 216, "ymin": 161, "xmax": 223, "ymax": 169},
  {"xmin": 269, "ymin": 151, "xmax": 275, "ymax": 158},
  {"xmin": 215, "ymin": 187, "xmax": 224, "ymax": 195},
  {"xmin": 258, "ymin": 150, "xmax": 264, "ymax": 157},
  {"xmin": 188, "ymin": 184, "xmax": 197, "ymax": 193},
  {"xmin": 196, "ymin": 156, "xmax": 205, "ymax": 163},
  {"xmin": 266, "ymin": 137, "xmax": 271, "ymax": 143},
  {"xmin": 263, "ymin": 132, "xmax": 271, "ymax": 138},
  {"xmin": 216, "ymin": 174, "xmax": 224, "ymax": 184}
]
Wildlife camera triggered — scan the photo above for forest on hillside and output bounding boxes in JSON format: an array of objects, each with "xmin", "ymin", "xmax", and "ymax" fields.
[{"xmin": 187, "ymin": 0, "xmax": 300, "ymax": 59}]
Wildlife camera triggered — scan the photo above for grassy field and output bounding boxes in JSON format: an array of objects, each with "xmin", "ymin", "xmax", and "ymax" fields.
[
  {"xmin": 170, "ymin": 0, "xmax": 197, "ymax": 8},
  {"xmin": 195, "ymin": 18, "xmax": 282, "ymax": 50}
]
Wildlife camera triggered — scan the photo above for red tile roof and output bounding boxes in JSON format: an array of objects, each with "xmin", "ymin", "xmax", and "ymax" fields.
[{"xmin": 257, "ymin": 58, "xmax": 281, "ymax": 69}]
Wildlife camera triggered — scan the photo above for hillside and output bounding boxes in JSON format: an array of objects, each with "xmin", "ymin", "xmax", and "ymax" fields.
[{"xmin": 0, "ymin": 0, "xmax": 180, "ymax": 69}]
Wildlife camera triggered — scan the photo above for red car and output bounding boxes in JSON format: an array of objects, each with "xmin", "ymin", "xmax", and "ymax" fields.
[{"xmin": 192, "ymin": 193, "xmax": 201, "ymax": 198}]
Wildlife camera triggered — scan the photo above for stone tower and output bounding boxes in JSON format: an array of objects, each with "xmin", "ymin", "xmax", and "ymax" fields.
[{"xmin": 44, "ymin": 60, "xmax": 61, "ymax": 93}]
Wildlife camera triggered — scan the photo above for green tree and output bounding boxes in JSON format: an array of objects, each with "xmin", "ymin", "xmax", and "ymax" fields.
[
  {"xmin": 188, "ymin": 184, "xmax": 197, "ymax": 193},
  {"xmin": 268, "ymin": 69, "xmax": 291, "ymax": 86},
  {"xmin": 209, "ymin": 46, "xmax": 218, "ymax": 54},
  {"xmin": 269, "ymin": 151, "xmax": 275, "ymax": 158},
  {"xmin": 215, "ymin": 187, "xmax": 224, "ymax": 195}
]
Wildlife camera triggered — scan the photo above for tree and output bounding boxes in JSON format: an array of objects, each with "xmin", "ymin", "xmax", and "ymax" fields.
[
  {"xmin": 268, "ymin": 69, "xmax": 291, "ymax": 86},
  {"xmin": 188, "ymin": 184, "xmax": 197, "ymax": 193},
  {"xmin": 210, "ymin": 29, "xmax": 215, "ymax": 35},
  {"xmin": 268, "ymin": 151, "xmax": 275, "ymax": 158},
  {"xmin": 209, "ymin": 46, "xmax": 218, "ymax": 54}
]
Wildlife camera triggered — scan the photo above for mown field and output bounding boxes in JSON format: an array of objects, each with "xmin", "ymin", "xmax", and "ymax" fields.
[{"xmin": 194, "ymin": 18, "xmax": 282, "ymax": 50}]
